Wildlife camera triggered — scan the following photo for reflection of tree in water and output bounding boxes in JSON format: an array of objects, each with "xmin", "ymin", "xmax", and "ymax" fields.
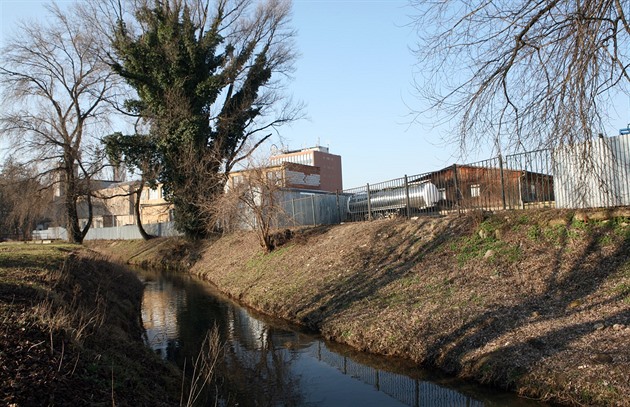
[
  {"xmin": 157, "ymin": 272, "xmax": 301, "ymax": 405},
  {"xmin": 139, "ymin": 268, "xmax": 534, "ymax": 406},
  {"xmin": 216, "ymin": 310, "xmax": 303, "ymax": 407}
]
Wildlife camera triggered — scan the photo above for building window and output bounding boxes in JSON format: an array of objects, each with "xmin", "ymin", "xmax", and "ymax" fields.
[
  {"xmin": 232, "ymin": 175, "xmax": 244, "ymax": 187},
  {"xmin": 149, "ymin": 187, "xmax": 159, "ymax": 200},
  {"xmin": 439, "ymin": 188, "xmax": 447, "ymax": 201},
  {"xmin": 470, "ymin": 184, "xmax": 480, "ymax": 198}
]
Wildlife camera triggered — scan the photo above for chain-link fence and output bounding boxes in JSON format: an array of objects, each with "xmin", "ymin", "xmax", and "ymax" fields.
[{"xmin": 278, "ymin": 191, "xmax": 349, "ymax": 227}]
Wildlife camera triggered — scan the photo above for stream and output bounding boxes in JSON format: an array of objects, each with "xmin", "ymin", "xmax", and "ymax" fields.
[{"xmin": 135, "ymin": 267, "xmax": 550, "ymax": 406}]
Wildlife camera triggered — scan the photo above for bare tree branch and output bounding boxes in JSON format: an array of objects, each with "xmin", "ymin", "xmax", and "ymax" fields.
[
  {"xmin": 0, "ymin": 3, "xmax": 121, "ymax": 243},
  {"xmin": 411, "ymin": 0, "xmax": 630, "ymax": 154}
]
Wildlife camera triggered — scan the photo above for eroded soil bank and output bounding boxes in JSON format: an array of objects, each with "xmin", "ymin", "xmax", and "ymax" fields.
[
  {"xmin": 0, "ymin": 244, "xmax": 180, "ymax": 406},
  {"xmin": 91, "ymin": 208, "xmax": 630, "ymax": 406}
]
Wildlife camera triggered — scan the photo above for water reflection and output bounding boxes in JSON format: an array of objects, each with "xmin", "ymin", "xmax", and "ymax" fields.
[
  {"xmin": 136, "ymin": 268, "xmax": 548, "ymax": 407},
  {"xmin": 142, "ymin": 278, "xmax": 186, "ymax": 358}
]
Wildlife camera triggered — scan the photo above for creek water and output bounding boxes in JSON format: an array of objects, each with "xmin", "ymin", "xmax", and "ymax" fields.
[{"xmin": 135, "ymin": 268, "xmax": 550, "ymax": 406}]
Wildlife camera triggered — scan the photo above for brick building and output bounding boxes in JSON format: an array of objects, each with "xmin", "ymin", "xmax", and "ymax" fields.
[{"xmin": 270, "ymin": 146, "xmax": 343, "ymax": 192}]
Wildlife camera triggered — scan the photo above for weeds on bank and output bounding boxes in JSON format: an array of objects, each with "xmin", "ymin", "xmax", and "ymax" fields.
[
  {"xmin": 1, "ymin": 243, "xmax": 182, "ymax": 405},
  {"xmin": 245, "ymin": 246, "xmax": 290, "ymax": 277},
  {"xmin": 525, "ymin": 215, "xmax": 630, "ymax": 249},
  {"xmin": 611, "ymin": 261, "xmax": 630, "ymax": 303},
  {"xmin": 182, "ymin": 327, "xmax": 222, "ymax": 407},
  {"xmin": 32, "ymin": 293, "xmax": 106, "ymax": 345}
]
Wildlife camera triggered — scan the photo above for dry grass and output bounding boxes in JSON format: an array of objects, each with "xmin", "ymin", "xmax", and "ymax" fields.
[
  {"xmin": 94, "ymin": 208, "xmax": 630, "ymax": 406},
  {"xmin": 181, "ymin": 326, "xmax": 222, "ymax": 407},
  {"xmin": 0, "ymin": 243, "xmax": 181, "ymax": 406}
]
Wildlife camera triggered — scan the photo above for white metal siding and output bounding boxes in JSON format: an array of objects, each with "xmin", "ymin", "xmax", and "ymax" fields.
[{"xmin": 553, "ymin": 134, "xmax": 630, "ymax": 208}]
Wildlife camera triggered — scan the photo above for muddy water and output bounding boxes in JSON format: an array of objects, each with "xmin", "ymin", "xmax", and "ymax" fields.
[{"xmin": 135, "ymin": 268, "xmax": 550, "ymax": 406}]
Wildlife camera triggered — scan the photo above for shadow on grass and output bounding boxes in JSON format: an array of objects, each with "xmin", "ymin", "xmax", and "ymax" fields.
[
  {"xmin": 296, "ymin": 218, "xmax": 459, "ymax": 328},
  {"xmin": 296, "ymin": 216, "xmax": 629, "ymax": 402},
  {"xmin": 424, "ymin": 224, "xmax": 629, "ymax": 380}
]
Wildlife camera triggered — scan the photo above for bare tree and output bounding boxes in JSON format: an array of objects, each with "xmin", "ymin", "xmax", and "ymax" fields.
[
  {"xmin": 207, "ymin": 155, "xmax": 288, "ymax": 252},
  {"xmin": 0, "ymin": 159, "xmax": 54, "ymax": 240},
  {"xmin": 410, "ymin": 0, "xmax": 630, "ymax": 154},
  {"xmin": 0, "ymin": 3, "xmax": 119, "ymax": 243}
]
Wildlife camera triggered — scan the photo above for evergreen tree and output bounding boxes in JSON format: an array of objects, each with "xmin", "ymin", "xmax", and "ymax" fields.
[{"xmin": 108, "ymin": 0, "xmax": 298, "ymax": 238}]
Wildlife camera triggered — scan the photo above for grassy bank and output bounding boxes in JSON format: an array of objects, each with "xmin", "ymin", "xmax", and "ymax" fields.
[
  {"xmin": 0, "ymin": 243, "xmax": 180, "ymax": 406},
  {"xmin": 93, "ymin": 209, "xmax": 630, "ymax": 406}
]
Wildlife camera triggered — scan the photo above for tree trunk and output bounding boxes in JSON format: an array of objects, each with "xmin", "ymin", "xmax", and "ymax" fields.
[
  {"xmin": 134, "ymin": 182, "xmax": 155, "ymax": 240},
  {"xmin": 64, "ymin": 169, "xmax": 83, "ymax": 244},
  {"xmin": 80, "ymin": 192, "xmax": 93, "ymax": 242}
]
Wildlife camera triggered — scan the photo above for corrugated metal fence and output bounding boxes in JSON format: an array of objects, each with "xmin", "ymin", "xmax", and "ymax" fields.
[
  {"xmin": 31, "ymin": 222, "xmax": 182, "ymax": 241},
  {"xmin": 553, "ymin": 135, "xmax": 630, "ymax": 208},
  {"xmin": 83, "ymin": 221, "xmax": 181, "ymax": 240}
]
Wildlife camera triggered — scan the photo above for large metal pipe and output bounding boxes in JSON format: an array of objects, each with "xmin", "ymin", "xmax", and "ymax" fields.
[{"xmin": 347, "ymin": 181, "xmax": 440, "ymax": 215}]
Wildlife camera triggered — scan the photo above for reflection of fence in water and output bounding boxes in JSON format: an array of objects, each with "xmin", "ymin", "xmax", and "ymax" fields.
[{"xmin": 313, "ymin": 342, "xmax": 484, "ymax": 407}]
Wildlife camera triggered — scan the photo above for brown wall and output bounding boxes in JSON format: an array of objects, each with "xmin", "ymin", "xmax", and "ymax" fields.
[
  {"xmin": 426, "ymin": 165, "xmax": 554, "ymax": 209},
  {"xmin": 312, "ymin": 151, "xmax": 343, "ymax": 192}
]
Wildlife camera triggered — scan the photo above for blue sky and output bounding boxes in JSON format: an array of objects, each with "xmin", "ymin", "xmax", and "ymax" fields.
[
  {"xmin": 3, "ymin": 0, "xmax": 629, "ymax": 188},
  {"xmin": 288, "ymin": 0, "xmax": 459, "ymax": 188},
  {"xmin": 2, "ymin": 0, "xmax": 459, "ymax": 189}
]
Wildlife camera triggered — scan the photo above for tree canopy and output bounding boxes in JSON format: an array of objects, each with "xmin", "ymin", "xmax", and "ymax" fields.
[
  {"xmin": 411, "ymin": 0, "xmax": 630, "ymax": 154},
  {"xmin": 105, "ymin": 0, "xmax": 300, "ymax": 238}
]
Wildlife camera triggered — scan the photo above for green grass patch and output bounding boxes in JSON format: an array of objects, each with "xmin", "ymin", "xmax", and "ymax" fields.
[
  {"xmin": 527, "ymin": 225, "xmax": 542, "ymax": 241},
  {"xmin": 422, "ymin": 277, "xmax": 457, "ymax": 302},
  {"xmin": 571, "ymin": 218, "xmax": 590, "ymax": 230},
  {"xmin": 543, "ymin": 225, "xmax": 568, "ymax": 245},
  {"xmin": 597, "ymin": 233, "xmax": 614, "ymax": 246},
  {"xmin": 611, "ymin": 283, "xmax": 630, "ymax": 303},
  {"xmin": 611, "ymin": 218, "xmax": 630, "ymax": 239},
  {"xmin": 453, "ymin": 234, "xmax": 521, "ymax": 266},
  {"xmin": 0, "ymin": 243, "xmax": 74, "ymax": 270},
  {"xmin": 246, "ymin": 246, "xmax": 290, "ymax": 272}
]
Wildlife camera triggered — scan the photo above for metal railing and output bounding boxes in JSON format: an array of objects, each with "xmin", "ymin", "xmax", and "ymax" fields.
[
  {"xmin": 310, "ymin": 341, "xmax": 485, "ymax": 407},
  {"xmin": 282, "ymin": 133, "xmax": 630, "ymax": 226},
  {"xmin": 341, "ymin": 151, "xmax": 556, "ymax": 221}
]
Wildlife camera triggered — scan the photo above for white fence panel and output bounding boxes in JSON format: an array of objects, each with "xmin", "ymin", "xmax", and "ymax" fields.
[
  {"xmin": 82, "ymin": 222, "xmax": 182, "ymax": 240},
  {"xmin": 553, "ymin": 134, "xmax": 630, "ymax": 208}
]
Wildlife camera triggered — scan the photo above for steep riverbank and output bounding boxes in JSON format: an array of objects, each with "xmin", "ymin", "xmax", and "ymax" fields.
[
  {"xmin": 91, "ymin": 208, "xmax": 630, "ymax": 406},
  {"xmin": 0, "ymin": 243, "xmax": 180, "ymax": 406}
]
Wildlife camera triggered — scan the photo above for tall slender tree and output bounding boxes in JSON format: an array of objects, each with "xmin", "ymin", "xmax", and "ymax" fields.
[
  {"xmin": 103, "ymin": 0, "xmax": 301, "ymax": 238},
  {"xmin": 0, "ymin": 3, "xmax": 119, "ymax": 243}
]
